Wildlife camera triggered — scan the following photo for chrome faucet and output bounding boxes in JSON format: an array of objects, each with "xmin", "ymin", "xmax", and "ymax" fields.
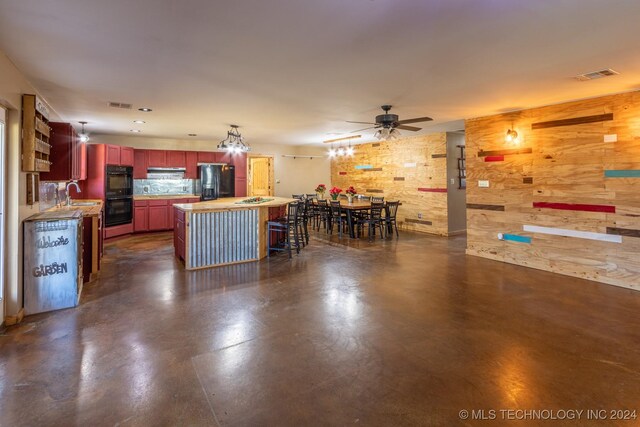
[{"xmin": 65, "ymin": 181, "xmax": 81, "ymax": 206}]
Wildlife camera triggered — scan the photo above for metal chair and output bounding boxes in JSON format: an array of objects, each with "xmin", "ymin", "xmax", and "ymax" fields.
[
  {"xmin": 267, "ymin": 202, "xmax": 301, "ymax": 258},
  {"xmin": 357, "ymin": 201, "xmax": 385, "ymax": 240},
  {"xmin": 315, "ymin": 199, "xmax": 330, "ymax": 232},
  {"xmin": 385, "ymin": 201, "xmax": 400, "ymax": 238},
  {"xmin": 292, "ymin": 194, "xmax": 304, "ymax": 200},
  {"xmin": 371, "ymin": 196, "xmax": 384, "ymax": 203},
  {"xmin": 328, "ymin": 200, "xmax": 348, "ymax": 238}
]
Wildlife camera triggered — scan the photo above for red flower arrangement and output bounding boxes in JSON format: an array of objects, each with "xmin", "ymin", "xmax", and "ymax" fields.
[
  {"xmin": 345, "ymin": 186, "xmax": 357, "ymax": 196},
  {"xmin": 329, "ymin": 186, "xmax": 342, "ymax": 200},
  {"xmin": 315, "ymin": 184, "xmax": 326, "ymax": 194}
]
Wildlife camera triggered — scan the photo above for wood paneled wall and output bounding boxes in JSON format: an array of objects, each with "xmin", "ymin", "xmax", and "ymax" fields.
[
  {"xmin": 465, "ymin": 91, "xmax": 640, "ymax": 290},
  {"xmin": 330, "ymin": 133, "xmax": 450, "ymax": 235}
]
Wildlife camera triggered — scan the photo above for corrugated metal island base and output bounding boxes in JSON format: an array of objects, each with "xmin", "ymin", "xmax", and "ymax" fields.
[{"xmin": 173, "ymin": 197, "xmax": 295, "ymax": 270}]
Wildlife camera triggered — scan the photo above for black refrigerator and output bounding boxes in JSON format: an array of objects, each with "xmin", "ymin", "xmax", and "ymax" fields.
[{"xmin": 199, "ymin": 164, "xmax": 235, "ymax": 201}]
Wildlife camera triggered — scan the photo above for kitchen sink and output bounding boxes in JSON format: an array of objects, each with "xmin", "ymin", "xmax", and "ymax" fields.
[{"xmin": 70, "ymin": 201, "xmax": 99, "ymax": 206}]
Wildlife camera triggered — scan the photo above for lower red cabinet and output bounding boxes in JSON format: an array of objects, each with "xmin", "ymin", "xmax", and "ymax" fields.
[{"xmin": 135, "ymin": 198, "xmax": 193, "ymax": 233}]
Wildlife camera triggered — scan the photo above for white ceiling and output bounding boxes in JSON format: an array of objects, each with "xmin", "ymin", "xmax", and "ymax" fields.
[{"xmin": 1, "ymin": 0, "xmax": 640, "ymax": 146}]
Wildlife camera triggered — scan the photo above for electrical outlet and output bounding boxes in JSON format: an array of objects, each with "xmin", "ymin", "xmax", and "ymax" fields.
[
  {"xmin": 478, "ymin": 180, "xmax": 490, "ymax": 188},
  {"xmin": 450, "ymin": 178, "xmax": 455, "ymax": 185},
  {"xmin": 417, "ymin": 213, "xmax": 422, "ymax": 219}
]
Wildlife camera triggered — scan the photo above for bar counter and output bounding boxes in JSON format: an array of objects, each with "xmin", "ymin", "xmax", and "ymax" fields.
[{"xmin": 173, "ymin": 197, "xmax": 295, "ymax": 270}]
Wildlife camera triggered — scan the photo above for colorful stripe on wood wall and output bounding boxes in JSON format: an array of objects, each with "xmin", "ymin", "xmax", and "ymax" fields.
[
  {"xmin": 532, "ymin": 202, "xmax": 616, "ymax": 213},
  {"xmin": 355, "ymin": 165, "xmax": 373, "ymax": 170},
  {"xmin": 531, "ymin": 113, "xmax": 613, "ymax": 130},
  {"xmin": 477, "ymin": 147, "xmax": 533, "ymax": 157},
  {"xmin": 606, "ymin": 227, "xmax": 640, "ymax": 238},
  {"xmin": 484, "ymin": 156, "xmax": 505, "ymax": 162},
  {"xmin": 522, "ymin": 225, "xmax": 622, "ymax": 243},
  {"xmin": 604, "ymin": 170, "xmax": 640, "ymax": 178},
  {"xmin": 523, "ymin": 177, "xmax": 534, "ymax": 184},
  {"xmin": 467, "ymin": 203, "xmax": 505, "ymax": 211},
  {"xmin": 393, "ymin": 177, "xmax": 405, "ymax": 181},
  {"xmin": 431, "ymin": 153, "xmax": 447, "ymax": 158},
  {"xmin": 339, "ymin": 172, "xmax": 347, "ymax": 175},
  {"xmin": 500, "ymin": 234, "xmax": 532, "ymax": 244},
  {"xmin": 418, "ymin": 188, "xmax": 447, "ymax": 193}
]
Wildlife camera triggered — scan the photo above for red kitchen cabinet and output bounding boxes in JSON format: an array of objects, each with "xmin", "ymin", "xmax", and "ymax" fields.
[
  {"xmin": 167, "ymin": 150, "xmax": 185, "ymax": 167},
  {"xmin": 185, "ymin": 151, "xmax": 198, "ymax": 179},
  {"xmin": 134, "ymin": 202, "xmax": 149, "ymax": 232},
  {"xmin": 217, "ymin": 151, "xmax": 232, "ymax": 164},
  {"xmin": 233, "ymin": 153, "xmax": 247, "ymax": 179},
  {"xmin": 147, "ymin": 150, "xmax": 167, "ymax": 167},
  {"xmin": 106, "ymin": 145, "xmax": 120, "ymax": 165},
  {"xmin": 174, "ymin": 208, "xmax": 186, "ymax": 261},
  {"xmin": 133, "ymin": 149, "xmax": 147, "ymax": 179},
  {"xmin": 198, "ymin": 151, "xmax": 216, "ymax": 163},
  {"xmin": 148, "ymin": 199, "xmax": 169, "ymax": 230},
  {"xmin": 40, "ymin": 122, "xmax": 87, "ymax": 181},
  {"xmin": 235, "ymin": 178, "xmax": 247, "ymax": 197},
  {"xmin": 120, "ymin": 147, "xmax": 134, "ymax": 166}
]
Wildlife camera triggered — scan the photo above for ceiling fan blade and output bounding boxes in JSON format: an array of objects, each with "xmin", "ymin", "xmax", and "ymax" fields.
[
  {"xmin": 346, "ymin": 120, "xmax": 377, "ymax": 125},
  {"xmin": 396, "ymin": 116, "xmax": 433, "ymax": 125},
  {"xmin": 396, "ymin": 124, "xmax": 421, "ymax": 132},
  {"xmin": 350, "ymin": 125, "xmax": 378, "ymax": 133}
]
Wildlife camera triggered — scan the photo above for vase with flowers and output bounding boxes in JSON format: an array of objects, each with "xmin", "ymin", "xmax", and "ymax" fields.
[
  {"xmin": 329, "ymin": 186, "xmax": 342, "ymax": 200},
  {"xmin": 315, "ymin": 184, "xmax": 326, "ymax": 200},
  {"xmin": 345, "ymin": 186, "xmax": 357, "ymax": 204}
]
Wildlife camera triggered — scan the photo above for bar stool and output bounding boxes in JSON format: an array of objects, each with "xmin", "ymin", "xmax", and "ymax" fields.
[{"xmin": 267, "ymin": 202, "xmax": 301, "ymax": 258}]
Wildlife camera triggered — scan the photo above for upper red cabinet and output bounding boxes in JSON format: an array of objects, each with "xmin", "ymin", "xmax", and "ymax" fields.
[
  {"xmin": 147, "ymin": 150, "xmax": 167, "ymax": 167},
  {"xmin": 185, "ymin": 151, "xmax": 198, "ymax": 179},
  {"xmin": 233, "ymin": 153, "xmax": 247, "ymax": 179},
  {"xmin": 39, "ymin": 122, "xmax": 87, "ymax": 181},
  {"xmin": 197, "ymin": 151, "xmax": 216, "ymax": 163},
  {"xmin": 120, "ymin": 147, "xmax": 134, "ymax": 166},
  {"xmin": 167, "ymin": 151, "xmax": 186, "ymax": 167},
  {"xmin": 106, "ymin": 145, "xmax": 134, "ymax": 166},
  {"xmin": 133, "ymin": 149, "xmax": 147, "ymax": 179},
  {"xmin": 106, "ymin": 145, "xmax": 120, "ymax": 165}
]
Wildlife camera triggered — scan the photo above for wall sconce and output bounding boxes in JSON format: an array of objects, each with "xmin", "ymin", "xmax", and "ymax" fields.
[{"xmin": 505, "ymin": 128, "xmax": 519, "ymax": 144}]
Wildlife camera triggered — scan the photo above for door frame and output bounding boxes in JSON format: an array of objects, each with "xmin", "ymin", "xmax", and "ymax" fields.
[
  {"xmin": 247, "ymin": 154, "xmax": 275, "ymax": 197},
  {"xmin": 0, "ymin": 106, "xmax": 6, "ymax": 323}
]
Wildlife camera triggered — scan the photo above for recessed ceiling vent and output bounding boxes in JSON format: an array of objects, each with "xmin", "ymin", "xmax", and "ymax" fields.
[
  {"xmin": 108, "ymin": 101, "xmax": 132, "ymax": 109},
  {"xmin": 575, "ymin": 68, "xmax": 619, "ymax": 81}
]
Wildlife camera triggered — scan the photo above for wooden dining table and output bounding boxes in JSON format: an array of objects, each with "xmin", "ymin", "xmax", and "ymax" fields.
[{"xmin": 314, "ymin": 199, "xmax": 391, "ymax": 238}]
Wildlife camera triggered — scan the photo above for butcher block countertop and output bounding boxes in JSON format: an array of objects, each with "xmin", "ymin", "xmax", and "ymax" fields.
[
  {"xmin": 134, "ymin": 194, "xmax": 197, "ymax": 201},
  {"xmin": 174, "ymin": 197, "xmax": 296, "ymax": 212},
  {"xmin": 46, "ymin": 199, "xmax": 103, "ymax": 217}
]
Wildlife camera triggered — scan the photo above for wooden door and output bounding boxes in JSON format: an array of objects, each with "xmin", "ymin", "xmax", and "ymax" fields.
[{"xmin": 249, "ymin": 157, "xmax": 272, "ymax": 196}]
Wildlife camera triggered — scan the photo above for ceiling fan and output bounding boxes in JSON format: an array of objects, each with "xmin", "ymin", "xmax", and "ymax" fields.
[{"xmin": 347, "ymin": 105, "xmax": 433, "ymax": 140}]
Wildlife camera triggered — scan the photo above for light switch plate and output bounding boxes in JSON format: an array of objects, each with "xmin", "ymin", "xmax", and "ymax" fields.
[
  {"xmin": 478, "ymin": 180, "xmax": 490, "ymax": 188},
  {"xmin": 604, "ymin": 134, "xmax": 617, "ymax": 143}
]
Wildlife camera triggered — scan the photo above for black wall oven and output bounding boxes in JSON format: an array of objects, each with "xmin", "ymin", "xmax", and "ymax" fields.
[{"xmin": 105, "ymin": 166, "xmax": 133, "ymax": 227}]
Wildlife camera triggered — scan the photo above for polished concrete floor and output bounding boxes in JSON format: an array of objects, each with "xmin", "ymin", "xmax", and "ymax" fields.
[{"xmin": 2, "ymin": 230, "xmax": 640, "ymax": 426}]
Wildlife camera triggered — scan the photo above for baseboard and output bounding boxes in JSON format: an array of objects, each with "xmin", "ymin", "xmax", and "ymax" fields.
[{"xmin": 4, "ymin": 308, "xmax": 25, "ymax": 326}]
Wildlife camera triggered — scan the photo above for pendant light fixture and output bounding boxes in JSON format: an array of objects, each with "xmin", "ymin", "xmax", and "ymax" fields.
[
  {"xmin": 78, "ymin": 121, "xmax": 90, "ymax": 143},
  {"xmin": 217, "ymin": 124, "xmax": 250, "ymax": 153}
]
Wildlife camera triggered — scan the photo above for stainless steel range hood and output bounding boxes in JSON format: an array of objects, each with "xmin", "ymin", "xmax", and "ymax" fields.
[{"xmin": 146, "ymin": 167, "xmax": 186, "ymax": 180}]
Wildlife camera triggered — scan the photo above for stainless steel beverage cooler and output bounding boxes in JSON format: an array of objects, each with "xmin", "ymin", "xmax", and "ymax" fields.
[{"xmin": 23, "ymin": 210, "xmax": 83, "ymax": 315}]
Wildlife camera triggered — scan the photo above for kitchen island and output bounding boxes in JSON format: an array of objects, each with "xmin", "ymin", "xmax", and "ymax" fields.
[{"xmin": 173, "ymin": 197, "xmax": 295, "ymax": 270}]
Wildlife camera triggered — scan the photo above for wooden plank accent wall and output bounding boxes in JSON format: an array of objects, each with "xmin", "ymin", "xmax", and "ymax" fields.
[
  {"xmin": 465, "ymin": 91, "xmax": 640, "ymax": 291},
  {"xmin": 331, "ymin": 133, "xmax": 450, "ymax": 235}
]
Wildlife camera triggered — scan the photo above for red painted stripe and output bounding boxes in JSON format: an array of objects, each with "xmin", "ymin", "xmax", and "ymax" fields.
[
  {"xmin": 533, "ymin": 202, "xmax": 616, "ymax": 213},
  {"xmin": 484, "ymin": 155, "xmax": 505, "ymax": 162},
  {"xmin": 418, "ymin": 188, "xmax": 447, "ymax": 193},
  {"xmin": 339, "ymin": 171, "xmax": 347, "ymax": 175}
]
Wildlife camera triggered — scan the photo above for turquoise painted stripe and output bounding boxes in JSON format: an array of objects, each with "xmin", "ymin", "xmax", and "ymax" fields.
[
  {"xmin": 604, "ymin": 170, "xmax": 640, "ymax": 178},
  {"xmin": 503, "ymin": 234, "xmax": 532, "ymax": 244},
  {"xmin": 355, "ymin": 165, "xmax": 373, "ymax": 170}
]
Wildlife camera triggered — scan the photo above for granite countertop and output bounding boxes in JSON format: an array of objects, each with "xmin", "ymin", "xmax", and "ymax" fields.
[
  {"xmin": 134, "ymin": 194, "xmax": 198, "ymax": 200},
  {"xmin": 46, "ymin": 199, "xmax": 103, "ymax": 217},
  {"xmin": 174, "ymin": 197, "xmax": 296, "ymax": 212}
]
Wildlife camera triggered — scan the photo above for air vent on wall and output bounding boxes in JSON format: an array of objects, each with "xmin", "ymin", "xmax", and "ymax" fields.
[
  {"xmin": 108, "ymin": 101, "xmax": 133, "ymax": 109},
  {"xmin": 575, "ymin": 68, "xmax": 619, "ymax": 81}
]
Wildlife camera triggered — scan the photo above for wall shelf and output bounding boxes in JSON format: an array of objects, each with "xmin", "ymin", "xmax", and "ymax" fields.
[{"xmin": 22, "ymin": 94, "xmax": 52, "ymax": 172}]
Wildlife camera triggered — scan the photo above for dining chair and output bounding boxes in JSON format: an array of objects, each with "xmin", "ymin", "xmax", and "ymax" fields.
[
  {"xmin": 357, "ymin": 201, "xmax": 385, "ymax": 240},
  {"xmin": 267, "ymin": 202, "xmax": 301, "ymax": 258},
  {"xmin": 329, "ymin": 200, "xmax": 348, "ymax": 238},
  {"xmin": 371, "ymin": 196, "xmax": 384, "ymax": 203},
  {"xmin": 315, "ymin": 199, "xmax": 330, "ymax": 232},
  {"xmin": 385, "ymin": 201, "xmax": 400, "ymax": 238},
  {"xmin": 358, "ymin": 195, "xmax": 372, "ymax": 201}
]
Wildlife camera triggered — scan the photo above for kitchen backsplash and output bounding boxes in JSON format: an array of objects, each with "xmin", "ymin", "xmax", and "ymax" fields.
[{"xmin": 134, "ymin": 179, "xmax": 197, "ymax": 195}]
